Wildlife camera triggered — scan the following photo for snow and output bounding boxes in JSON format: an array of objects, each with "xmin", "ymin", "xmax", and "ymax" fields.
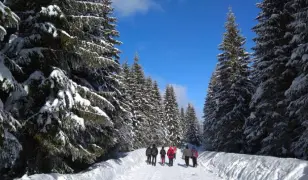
[
  {"xmin": 0, "ymin": 1, "xmax": 19, "ymax": 40},
  {"xmin": 70, "ymin": 114, "xmax": 85, "ymax": 130},
  {"xmin": 18, "ymin": 149, "xmax": 220, "ymax": 180},
  {"xmin": 200, "ymin": 151, "xmax": 308, "ymax": 180},
  {"xmin": 40, "ymin": 5, "xmax": 62, "ymax": 17},
  {"xmin": 0, "ymin": 56, "xmax": 14, "ymax": 86},
  {"xmin": 17, "ymin": 148, "xmax": 308, "ymax": 180},
  {"xmin": 302, "ymin": 54, "xmax": 308, "ymax": 62}
]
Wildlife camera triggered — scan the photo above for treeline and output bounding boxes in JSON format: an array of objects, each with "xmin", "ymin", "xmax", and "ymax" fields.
[
  {"xmin": 203, "ymin": 1, "xmax": 308, "ymax": 160},
  {"xmin": 0, "ymin": 0, "xmax": 201, "ymax": 179},
  {"xmin": 122, "ymin": 55, "xmax": 202, "ymax": 148}
]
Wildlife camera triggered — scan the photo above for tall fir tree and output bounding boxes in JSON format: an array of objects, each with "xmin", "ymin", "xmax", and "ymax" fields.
[
  {"xmin": 203, "ymin": 70, "xmax": 218, "ymax": 150},
  {"xmin": 244, "ymin": 0, "xmax": 294, "ymax": 156},
  {"xmin": 180, "ymin": 107, "xmax": 186, "ymax": 141},
  {"xmin": 163, "ymin": 85, "xmax": 181, "ymax": 145},
  {"xmin": 151, "ymin": 80, "xmax": 167, "ymax": 145},
  {"xmin": 185, "ymin": 104, "xmax": 201, "ymax": 146},
  {"xmin": 204, "ymin": 8, "xmax": 253, "ymax": 152},
  {"xmin": 285, "ymin": 0, "xmax": 308, "ymax": 159},
  {"xmin": 0, "ymin": 1, "xmax": 22, "ymax": 176},
  {"xmin": 0, "ymin": 0, "xmax": 131, "ymax": 176},
  {"xmin": 116, "ymin": 62, "xmax": 134, "ymax": 151},
  {"xmin": 130, "ymin": 54, "xmax": 151, "ymax": 147}
]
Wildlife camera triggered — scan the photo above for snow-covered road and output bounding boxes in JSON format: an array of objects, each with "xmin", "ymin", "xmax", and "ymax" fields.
[
  {"xmin": 115, "ymin": 151, "xmax": 221, "ymax": 180},
  {"xmin": 19, "ymin": 148, "xmax": 308, "ymax": 180}
]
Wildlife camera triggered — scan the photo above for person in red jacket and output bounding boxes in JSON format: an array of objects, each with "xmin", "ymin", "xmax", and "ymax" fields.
[
  {"xmin": 191, "ymin": 147, "xmax": 199, "ymax": 167},
  {"xmin": 167, "ymin": 146, "xmax": 175, "ymax": 166},
  {"xmin": 173, "ymin": 145, "xmax": 177, "ymax": 159}
]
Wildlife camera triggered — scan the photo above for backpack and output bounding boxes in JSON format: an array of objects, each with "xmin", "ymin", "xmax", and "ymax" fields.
[
  {"xmin": 192, "ymin": 150, "xmax": 198, "ymax": 158},
  {"xmin": 161, "ymin": 149, "xmax": 166, "ymax": 156},
  {"xmin": 151, "ymin": 148, "xmax": 158, "ymax": 156}
]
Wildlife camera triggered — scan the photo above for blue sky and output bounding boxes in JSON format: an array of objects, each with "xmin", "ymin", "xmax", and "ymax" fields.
[{"xmin": 112, "ymin": 0, "xmax": 260, "ymax": 119}]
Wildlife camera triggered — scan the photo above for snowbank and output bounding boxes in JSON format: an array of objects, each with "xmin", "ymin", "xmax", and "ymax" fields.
[
  {"xmin": 17, "ymin": 149, "xmax": 146, "ymax": 180},
  {"xmin": 200, "ymin": 151, "xmax": 308, "ymax": 180}
]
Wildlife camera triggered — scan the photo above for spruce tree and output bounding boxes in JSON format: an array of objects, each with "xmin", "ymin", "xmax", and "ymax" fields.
[
  {"xmin": 144, "ymin": 77, "xmax": 156, "ymax": 143},
  {"xmin": 130, "ymin": 54, "xmax": 151, "ymax": 147},
  {"xmin": 163, "ymin": 85, "xmax": 181, "ymax": 145},
  {"xmin": 180, "ymin": 107, "xmax": 186, "ymax": 141},
  {"xmin": 203, "ymin": 70, "xmax": 218, "ymax": 150},
  {"xmin": 1, "ymin": 0, "xmax": 129, "ymax": 175},
  {"xmin": 205, "ymin": 8, "xmax": 253, "ymax": 152},
  {"xmin": 285, "ymin": 0, "xmax": 308, "ymax": 159},
  {"xmin": 0, "ymin": 1, "xmax": 19, "ymax": 41},
  {"xmin": 186, "ymin": 104, "xmax": 201, "ymax": 146},
  {"xmin": 0, "ymin": 1, "xmax": 22, "ymax": 176},
  {"xmin": 115, "ymin": 62, "xmax": 134, "ymax": 151},
  {"xmin": 244, "ymin": 0, "xmax": 294, "ymax": 156},
  {"xmin": 152, "ymin": 80, "xmax": 167, "ymax": 145}
]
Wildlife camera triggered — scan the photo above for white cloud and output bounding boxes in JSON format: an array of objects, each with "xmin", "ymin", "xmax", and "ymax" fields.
[
  {"xmin": 172, "ymin": 84, "xmax": 189, "ymax": 109},
  {"xmin": 172, "ymin": 84, "xmax": 203, "ymax": 121},
  {"xmin": 112, "ymin": 0, "xmax": 161, "ymax": 17}
]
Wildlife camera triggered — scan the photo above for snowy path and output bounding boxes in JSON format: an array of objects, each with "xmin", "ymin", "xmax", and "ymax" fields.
[
  {"xmin": 19, "ymin": 148, "xmax": 308, "ymax": 180},
  {"xmin": 115, "ymin": 151, "xmax": 221, "ymax": 180}
]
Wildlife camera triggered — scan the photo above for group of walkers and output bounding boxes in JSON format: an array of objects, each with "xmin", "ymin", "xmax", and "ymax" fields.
[
  {"xmin": 146, "ymin": 144, "xmax": 177, "ymax": 166},
  {"xmin": 146, "ymin": 144, "xmax": 198, "ymax": 167},
  {"xmin": 183, "ymin": 145, "xmax": 199, "ymax": 167}
]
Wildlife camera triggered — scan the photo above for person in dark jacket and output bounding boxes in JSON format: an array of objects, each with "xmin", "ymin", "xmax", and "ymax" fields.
[
  {"xmin": 146, "ymin": 146, "xmax": 152, "ymax": 164},
  {"xmin": 160, "ymin": 146, "xmax": 166, "ymax": 165},
  {"xmin": 151, "ymin": 144, "xmax": 158, "ymax": 166}
]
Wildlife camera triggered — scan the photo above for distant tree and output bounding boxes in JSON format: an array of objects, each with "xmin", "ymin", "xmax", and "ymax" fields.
[
  {"xmin": 163, "ymin": 85, "xmax": 181, "ymax": 145},
  {"xmin": 186, "ymin": 104, "xmax": 201, "ymax": 146},
  {"xmin": 203, "ymin": 70, "xmax": 218, "ymax": 150}
]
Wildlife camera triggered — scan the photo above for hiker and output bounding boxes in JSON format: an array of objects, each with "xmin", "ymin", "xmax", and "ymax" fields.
[
  {"xmin": 160, "ymin": 146, "xmax": 166, "ymax": 165},
  {"xmin": 173, "ymin": 145, "xmax": 177, "ymax": 159},
  {"xmin": 167, "ymin": 146, "xmax": 175, "ymax": 166},
  {"xmin": 191, "ymin": 147, "xmax": 199, "ymax": 167},
  {"xmin": 183, "ymin": 145, "xmax": 192, "ymax": 167},
  {"xmin": 151, "ymin": 144, "xmax": 158, "ymax": 166},
  {"xmin": 146, "ymin": 146, "xmax": 152, "ymax": 164}
]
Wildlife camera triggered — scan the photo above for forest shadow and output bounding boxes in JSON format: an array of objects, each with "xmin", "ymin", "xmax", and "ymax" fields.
[
  {"xmin": 299, "ymin": 166, "xmax": 308, "ymax": 180},
  {"xmin": 177, "ymin": 163, "xmax": 187, "ymax": 168}
]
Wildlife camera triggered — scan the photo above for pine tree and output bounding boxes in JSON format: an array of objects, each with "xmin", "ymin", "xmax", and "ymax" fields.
[
  {"xmin": 244, "ymin": 0, "xmax": 294, "ymax": 156},
  {"xmin": 151, "ymin": 80, "xmax": 167, "ymax": 145},
  {"xmin": 0, "ymin": 1, "xmax": 19, "ymax": 41},
  {"xmin": 186, "ymin": 104, "xmax": 201, "ymax": 146},
  {"xmin": 1, "ymin": 0, "xmax": 128, "ymax": 175},
  {"xmin": 180, "ymin": 107, "xmax": 186, "ymax": 141},
  {"xmin": 0, "ymin": 1, "xmax": 22, "ymax": 175},
  {"xmin": 115, "ymin": 62, "xmax": 134, "ymax": 152},
  {"xmin": 203, "ymin": 70, "xmax": 218, "ymax": 150},
  {"xmin": 121, "ymin": 61, "xmax": 139, "ymax": 149},
  {"xmin": 163, "ymin": 85, "xmax": 181, "ymax": 145},
  {"xmin": 285, "ymin": 0, "xmax": 308, "ymax": 159},
  {"xmin": 144, "ymin": 77, "xmax": 156, "ymax": 143},
  {"xmin": 205, "ymin": 8, "xmax": 253, "ymax": 152},
  {"xmin": 130, "ymin": 54, "xmax": 151, "ymax": 147}
]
